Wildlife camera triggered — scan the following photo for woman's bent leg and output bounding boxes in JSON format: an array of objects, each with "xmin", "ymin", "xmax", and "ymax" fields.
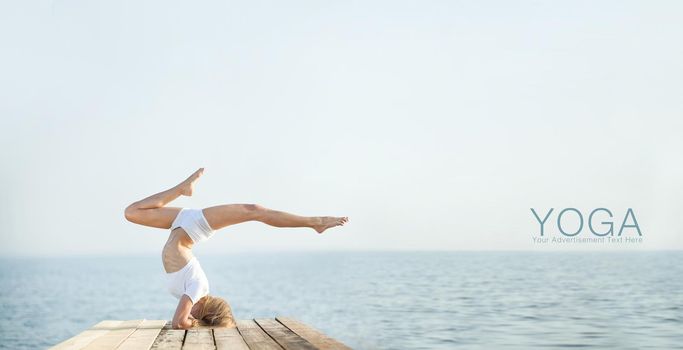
[
  {"xmin": 125, "ymin": 207, "xmax": 183, "ymax": 229},
  {"xmin": 124, "ymin": 168, "xmax": 203, "ymax": 228}
]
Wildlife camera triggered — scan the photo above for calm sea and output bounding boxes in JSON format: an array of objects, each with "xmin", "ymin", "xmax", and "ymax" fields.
[{"xmin": 1, "ymin": 252, "xmax": 682, "ymax": 349}]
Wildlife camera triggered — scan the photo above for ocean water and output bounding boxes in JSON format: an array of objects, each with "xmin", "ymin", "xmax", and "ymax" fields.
[{"xmin": 1, "ymin": 252, "xmax": 682, "ymax": 349}]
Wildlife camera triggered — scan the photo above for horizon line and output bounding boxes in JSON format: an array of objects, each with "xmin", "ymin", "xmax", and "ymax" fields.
[{"xmin": 2, "ymin": 248, "xmax": 682, "ymax": 259}]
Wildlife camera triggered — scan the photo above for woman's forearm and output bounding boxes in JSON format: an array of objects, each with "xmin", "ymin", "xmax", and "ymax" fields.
[{"xmin": 172, "ymin": 317, "xmax": 196, "ymax": 329}]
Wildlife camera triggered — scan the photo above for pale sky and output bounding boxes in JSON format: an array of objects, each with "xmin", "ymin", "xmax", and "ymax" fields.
[{"xmin": 1, "ymin": 0, "xmax": 682, "ymax": 256}]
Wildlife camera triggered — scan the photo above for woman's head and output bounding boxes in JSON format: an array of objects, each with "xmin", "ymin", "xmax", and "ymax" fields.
[{"xmin": 192, "ymin": 295, "xmax": 235, "ymax": 327}]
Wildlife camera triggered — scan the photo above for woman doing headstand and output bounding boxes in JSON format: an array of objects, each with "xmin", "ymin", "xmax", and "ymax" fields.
[{"xmin": 124, "ymin": 168, "xmax": 348, "ymax": 329}]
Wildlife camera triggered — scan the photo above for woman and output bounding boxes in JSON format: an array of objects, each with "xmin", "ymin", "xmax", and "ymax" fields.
[{"xmin": 124, "ymin": 168, "xmax": 348, "ymax": 329}]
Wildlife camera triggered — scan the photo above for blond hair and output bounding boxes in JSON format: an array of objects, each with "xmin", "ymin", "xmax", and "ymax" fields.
[{"xmin": 197, "ymin": 295, "xmax": 235, "ymax": 327}]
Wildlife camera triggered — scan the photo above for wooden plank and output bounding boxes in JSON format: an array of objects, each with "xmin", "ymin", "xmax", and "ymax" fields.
[
  {"xmin": 92, "ymin": 320, "xmax": 126, "ymax": 330},
  {"xmin": 50, "ymin": 321, "xmax": 124, "ymax": 350},
  {"xmin": 214, "ymin": 328, "xmax": 249, "ymax": 350},
  {"xmin": 254, "ymin": 319, "xmax": 318, "ymax": 350},
  {"xmin": 117, "ymin": 320, "xmax": 167, "ymax": 350},
  {"xmin": 182, "ymin": 328, "xmax": 215, "ymax": 350},
  {"xmin": 83, "ymin": 319, "xmax": 144, "ymax": 350},
  {"xmin": 236, "ymin": 320, "xmax": 283, "ymax": 350},
  {"xmin": 150, "ymin": 327, "xmax": 186, "ymax": 350},
  {"xmin": 276, "ymin": 317, "xmax": 351, "ymax": 350}
]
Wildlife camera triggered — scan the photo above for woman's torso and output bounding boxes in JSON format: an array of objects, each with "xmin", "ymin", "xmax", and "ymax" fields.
[{"xmin": 162, "ymin": 228, "xmax": 195, "ymax": 273}]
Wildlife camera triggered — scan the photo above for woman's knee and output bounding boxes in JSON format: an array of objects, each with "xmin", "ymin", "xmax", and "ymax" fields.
[
  {"xmin": 242, "ymin": 204, "xmax": 266, "ymax": 220},
  {"xmin": 124, "ymin": 204, "xmax": 140, "ymax": 223}
]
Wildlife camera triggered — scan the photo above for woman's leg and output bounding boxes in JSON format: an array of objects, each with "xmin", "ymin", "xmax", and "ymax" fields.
[
  {"xmin": 124, "ymin": 168, "xmax": 204, "ymax": 229},
  {"xmin": 203, "ymin": 204, "xmax": 348, "ymax": 234}
]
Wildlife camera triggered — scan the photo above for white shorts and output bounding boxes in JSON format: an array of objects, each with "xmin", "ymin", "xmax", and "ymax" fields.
[{"xmin": 171, "ymin": 208, "xmax": 215, "ymax": 243}]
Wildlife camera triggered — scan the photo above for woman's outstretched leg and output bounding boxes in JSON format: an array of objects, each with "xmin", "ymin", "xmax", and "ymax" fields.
[
  {"xmin": 124, "ymin": 168, "xmax": 204, "ymax": 229},
  {"xmin": 203, "ymin": 204, "xmax": 348, "ymax": 234}
]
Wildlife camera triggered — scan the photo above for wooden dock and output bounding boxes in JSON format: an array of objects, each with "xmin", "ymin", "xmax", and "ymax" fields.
[{"xmin": 50, "ymin": 317, "xmax": 352, "ymax": 350}]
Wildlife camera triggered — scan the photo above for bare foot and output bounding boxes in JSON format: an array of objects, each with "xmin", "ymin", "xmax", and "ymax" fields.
[
  {"xmin": 313, "ymin": 216, "xmax": 349, "ymax": 234},
  {"xmin": 177, "ymin": 168, "xmax": 204, "ymax": 196}
]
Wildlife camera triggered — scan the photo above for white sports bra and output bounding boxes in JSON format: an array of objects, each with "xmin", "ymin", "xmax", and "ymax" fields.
[{"xmin": 166, "ymin": 256, "xmax": 209, "ymax": 304}]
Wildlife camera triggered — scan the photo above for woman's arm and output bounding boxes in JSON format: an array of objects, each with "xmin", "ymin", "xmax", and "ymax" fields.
[{"xmin": 172, "ymin": 295, "xmax": 197, "ymax": 329}]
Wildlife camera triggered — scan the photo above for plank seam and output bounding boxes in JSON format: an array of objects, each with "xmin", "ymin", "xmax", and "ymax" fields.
[
  {"xmin": 275, "ymin": 318, "xmax": 316, "ymax": 348},
  {"xmin": 234, "ymin": 323, "xmax": 255, "ymax": 350},
  {"xmin": 274, "ymin": 318, "xmax": 298, "ymax": 338},
  {"xmin": 276, "ymin": 318, "xmax": 351, "ymax": 350},
  {"xmin": 253, "ymin": 319, "xmax": 286, "ymax": 350},
  {"xmin": 234, "ymin": 323, "xmax": 253, "ymax": 350}
]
